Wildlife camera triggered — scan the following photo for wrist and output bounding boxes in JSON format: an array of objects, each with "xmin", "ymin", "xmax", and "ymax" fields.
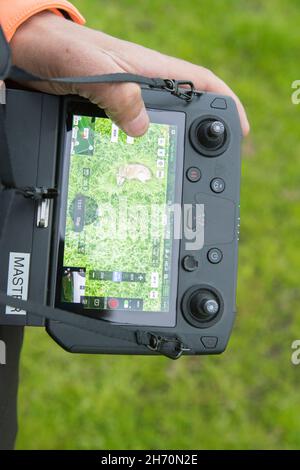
[{"xmin": 11, "ymin": 12, "xmax": 72, "ymax": 73}]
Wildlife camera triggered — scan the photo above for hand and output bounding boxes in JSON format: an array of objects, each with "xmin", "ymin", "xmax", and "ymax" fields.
[{"xmin": 11, "ymin": 11, "xmax": 249, "ymax": 137}]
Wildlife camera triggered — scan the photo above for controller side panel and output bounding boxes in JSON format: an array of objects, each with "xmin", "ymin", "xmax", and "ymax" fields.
[{"xmin": 0, "ymin": 89, "xmax": 59, "ymax": 326}]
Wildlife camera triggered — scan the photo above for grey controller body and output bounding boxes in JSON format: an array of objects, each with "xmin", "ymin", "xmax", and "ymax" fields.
[{"xmin": 0, "ymin": 87, "xmax": 241, "ymax": 356}]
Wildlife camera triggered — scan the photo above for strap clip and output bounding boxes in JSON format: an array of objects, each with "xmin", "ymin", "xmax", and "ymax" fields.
[
  {"xmin": 17, "ymin": 186, "xmax": 59, "ymax": 201},
  {"xmin": 137, "ymin": 331, "xmax": 191, "ymax": 359},
  {"xmin": 163, "ymin": 79, "xmax": 195, "ymax": 102}
]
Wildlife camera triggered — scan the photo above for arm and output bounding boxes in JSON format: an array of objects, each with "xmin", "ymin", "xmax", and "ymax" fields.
[{"xmin": 0, "ymin": 0, "xmax": 84, "ymax": 41}]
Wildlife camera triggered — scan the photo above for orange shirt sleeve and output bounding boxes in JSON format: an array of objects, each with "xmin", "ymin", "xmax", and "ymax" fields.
[{"xmin": 0, "ymin": 0, "xmax": 85, "ymax": 42}]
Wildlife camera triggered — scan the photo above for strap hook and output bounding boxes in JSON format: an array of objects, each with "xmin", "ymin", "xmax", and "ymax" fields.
[
  {"xmin": 146, "ymin": 333, "xmax": 191, "ymax": 359},
  {"xmin": 163, "ymin": 79, "xmax": 195, "ymax": 102}
]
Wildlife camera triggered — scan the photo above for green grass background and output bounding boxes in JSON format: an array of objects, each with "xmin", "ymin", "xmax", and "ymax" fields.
[{"xmin": 17, "ymin": 0, "xmax": 300, "ymax": 449}]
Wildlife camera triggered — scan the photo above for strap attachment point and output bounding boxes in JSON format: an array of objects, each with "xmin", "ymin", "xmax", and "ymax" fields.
[
  {"xmin": 163, "ymin": 79, "xmax": 195, "ymax": 101},
  {"xmin": 136, "ymin": 331, "xmax": 191, "ymax": 359},
  {"xmin": 17, "ymin": 186, "xmax": 59, "ymax": 201}
]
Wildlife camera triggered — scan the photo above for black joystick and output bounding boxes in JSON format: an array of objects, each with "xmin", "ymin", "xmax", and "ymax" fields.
[
  {"xmin": 197, "ymin": 120, "xmax": 225, "ymax": 150},
  {"xmin": 189, "ymin": 289, "xmax": 220, "ymax": 322},
  {"xmin": 190, "ymin": 117, "xmax": 228, "ymax": 156}
]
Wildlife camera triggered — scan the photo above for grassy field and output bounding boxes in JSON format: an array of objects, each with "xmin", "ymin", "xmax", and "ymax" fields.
[{"xmin": 17, "ymin": 0, "xmax": 300, "ymax": 449}]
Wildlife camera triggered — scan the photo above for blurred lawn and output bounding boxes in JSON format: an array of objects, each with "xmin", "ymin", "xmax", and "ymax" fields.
[{"xmin": 17, "ymin": 0, "xmax": 300, "ymax": 449}]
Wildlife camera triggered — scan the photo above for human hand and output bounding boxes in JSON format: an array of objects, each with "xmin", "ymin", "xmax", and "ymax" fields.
[{"xmin": 11, "ymin": 11, "xmax": 249, "ymax": 137}]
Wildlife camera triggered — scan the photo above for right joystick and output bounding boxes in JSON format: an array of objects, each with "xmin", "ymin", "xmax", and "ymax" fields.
[
  {"xmin": 197, "ymin": 120, "xmax": 225, "ymax": 150},
  {"xmin": 189, "ymin": 289, "xmax": 220, "ymax": 323},
  {"xmin": 190, "ymin": 117, "xmax": 229, "ymax": 156},
  {"xmin": 182, "ymin": 286, "xmax": 223, "ymax": 327}
]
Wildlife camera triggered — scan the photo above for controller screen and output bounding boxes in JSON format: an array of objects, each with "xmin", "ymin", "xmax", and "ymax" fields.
[{"xmin": 60, "ymin": 113, "xmax": 179, "ymax": 313}]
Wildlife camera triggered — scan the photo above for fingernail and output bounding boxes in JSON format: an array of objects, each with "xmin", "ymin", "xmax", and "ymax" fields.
[{"xmin": 124, "ymin": 108, "xmax": 149, "ymax": 137}]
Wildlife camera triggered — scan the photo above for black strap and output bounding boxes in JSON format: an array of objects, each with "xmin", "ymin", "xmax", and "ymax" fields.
[
  {"xmin": 8, "ymin": 65, "xmax": 194, "ymax": 101},
  {"xmin": 9, "ymin": 65, "xmax": 165, "ymax": 88},
  {"xmin": 0, "ymin": 25, "xmax": 192, "ymax": 359}
]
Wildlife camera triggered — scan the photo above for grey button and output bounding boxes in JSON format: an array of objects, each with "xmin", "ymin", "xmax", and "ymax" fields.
[
  {"xmin": 210, "ymin": 177, "xmax": 225, "ymax": 193},
  {"xmin": 186, "ymin": 167, "xmax": 201, "ymax": 183},
  {"xmin": 182, "ymin": 255, "xmax": 198, "ymax": 272},
  {"xmin": 201, "ymin": 336, "xmax": 218, "ymax": 349},
  {"xmin": 210, "ymin": 98, "xmax": 227, "ymax": 110},
  {"xmin": 207, "ymin": 248, "xmax": 223, "ymax": 264}
]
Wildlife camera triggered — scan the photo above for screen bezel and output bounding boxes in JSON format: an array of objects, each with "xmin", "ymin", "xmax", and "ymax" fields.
[{"xmin": 54, "ymin": 100, "xmax": 185, "ymax": 327}]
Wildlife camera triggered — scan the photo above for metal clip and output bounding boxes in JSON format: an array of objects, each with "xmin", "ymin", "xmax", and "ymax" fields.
[
  {"xmin": 163, "ymin": 79, "xmax": 195, "ymax": 102},
  {"xmin": 0, "ymin": 81, "xmax": 6, "ymax": 105},
  {"xmin": 147, "ymin": 333, "xmax": 191, "ymax": 359},
  {"xmin": 36, "ymin": 198, "xmax": 50, "ymax": 228}
]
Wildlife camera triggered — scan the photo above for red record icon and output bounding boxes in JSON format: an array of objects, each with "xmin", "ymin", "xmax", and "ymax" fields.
[{"xmin": 108, "ymin": 298, "xmax": 119, "ymax": 309}]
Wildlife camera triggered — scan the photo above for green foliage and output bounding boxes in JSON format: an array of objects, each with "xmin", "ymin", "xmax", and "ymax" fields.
[{"xmin": 17, "ymin": 0, "xmax": 300, "ymax": 449}]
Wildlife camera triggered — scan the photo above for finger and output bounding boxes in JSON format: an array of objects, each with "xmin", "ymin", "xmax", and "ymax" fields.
[{"xmin": 83, "ymin": 81, "xmax": 149, "ymax": 137}]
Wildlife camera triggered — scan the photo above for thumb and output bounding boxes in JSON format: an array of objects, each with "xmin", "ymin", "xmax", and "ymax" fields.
[{"xmin": 80, "ymin": 81, "xmax": 150, "ymax": 137}]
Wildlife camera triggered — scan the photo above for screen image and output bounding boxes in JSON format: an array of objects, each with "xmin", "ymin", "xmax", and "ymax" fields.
[{"xmin": 57, "ymin": 108, "xmax": 184, "ymax": 322}]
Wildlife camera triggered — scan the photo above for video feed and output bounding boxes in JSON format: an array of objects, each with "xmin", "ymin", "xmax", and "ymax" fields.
[{"xmin": 60, "ymin": 113, "xmax": 178, "ymax": 313}]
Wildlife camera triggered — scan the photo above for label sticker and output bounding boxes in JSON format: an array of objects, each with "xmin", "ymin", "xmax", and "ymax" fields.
[{"xmin": 6, "ymin": 252, "xmax": 31, "ymax": 315}]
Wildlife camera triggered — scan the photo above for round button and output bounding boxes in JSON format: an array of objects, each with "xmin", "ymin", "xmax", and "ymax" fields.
[
  {"xmin": 210, "ymin": 177, "xmax": 225, "ymax": 193},
  {"xmin": 186, "ymin": 167, "xmax": 201, "ymax": 183},
  {"xmin": 207, "ymin": 248, "xmax": 223, "ymax": 264},
  {"xmin": 182, "ymin": 255, "xmax": 198, "ymax": 272}
]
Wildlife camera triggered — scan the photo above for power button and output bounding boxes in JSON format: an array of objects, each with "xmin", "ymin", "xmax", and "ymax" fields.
[
  {"xmin": 207, "ymin": 248, "xmax": 223, "ymax": 264},
  {"xmin": 210, "ymin": 178, "xmax": 225, "ymax": 193}
]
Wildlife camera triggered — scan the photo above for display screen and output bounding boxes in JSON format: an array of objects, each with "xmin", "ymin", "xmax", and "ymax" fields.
[{"xmin": 56, "ymin": 107, "xmax": 185, "ymax": 325}]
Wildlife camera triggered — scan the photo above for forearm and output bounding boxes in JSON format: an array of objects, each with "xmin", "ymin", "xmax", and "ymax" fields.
[{"xmin": 0, "ymin": 0, "xmax": 84, "ymax": 41}]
